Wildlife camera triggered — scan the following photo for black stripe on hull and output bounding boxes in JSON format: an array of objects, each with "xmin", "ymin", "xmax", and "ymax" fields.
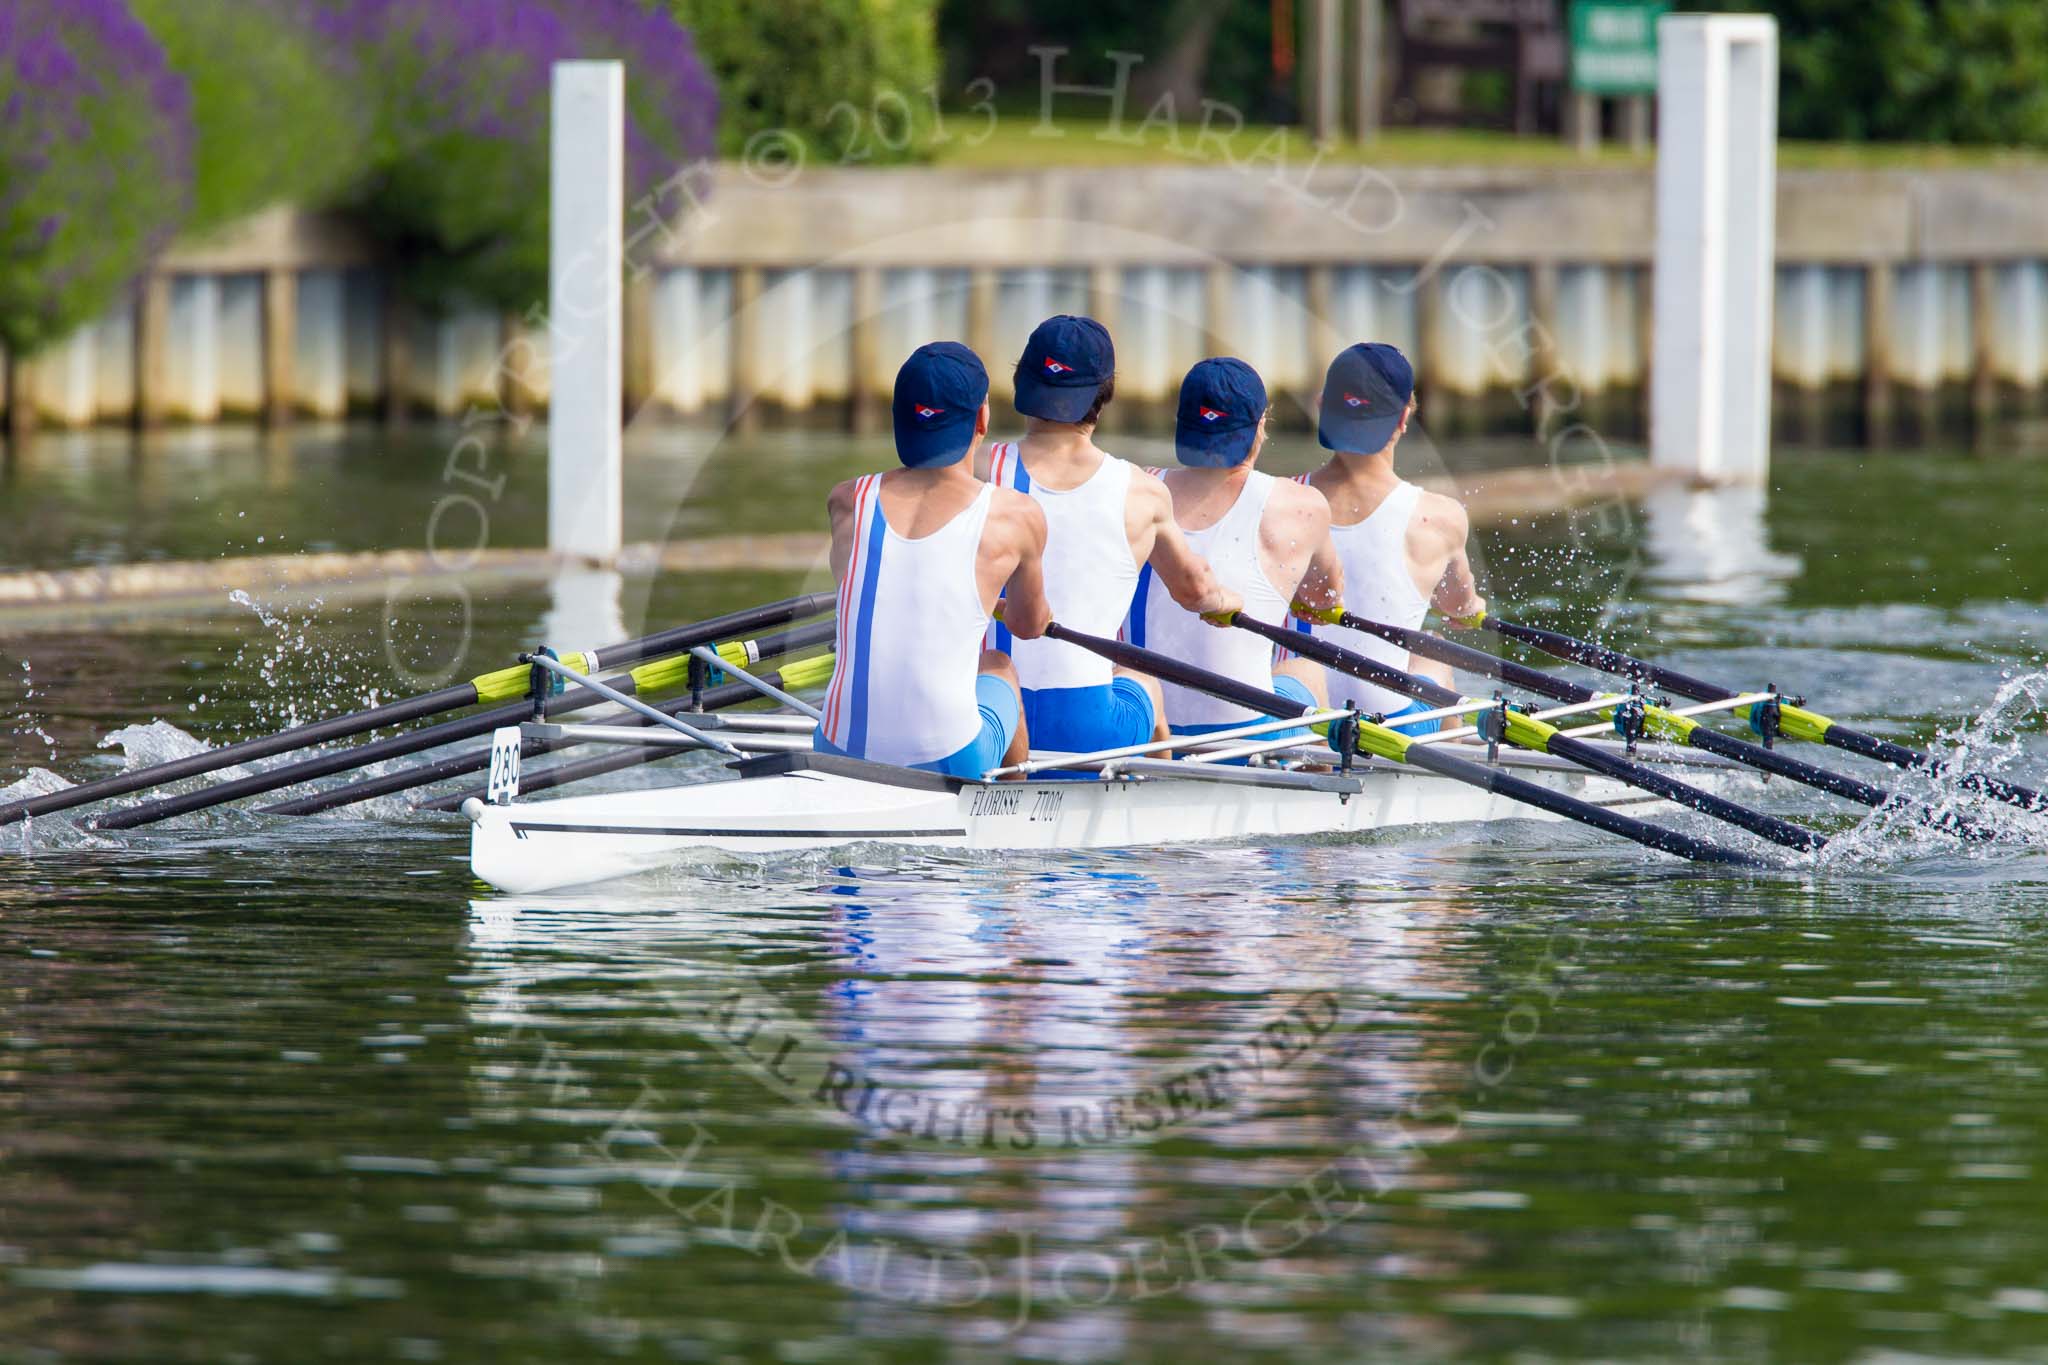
[{"xmin": 509, "ymin": 822, "xmax": 968, "ymax": 840}]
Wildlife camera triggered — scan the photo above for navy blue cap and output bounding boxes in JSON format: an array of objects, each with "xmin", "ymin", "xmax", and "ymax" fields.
[
  {"xmin": 1013, "ymin": 315, "xmax": 1114, "ymax": 423},
  {"xmin": 1317, "ymin": 343, "xmax": 1414, "ymax": 453},
  {"xmin": 1174, "ymin": 357, "xmax": 1268, "ymax": 467},
  {"xmin": 892, "ymin": 342, "xmax": 988, "ymax": 468}
]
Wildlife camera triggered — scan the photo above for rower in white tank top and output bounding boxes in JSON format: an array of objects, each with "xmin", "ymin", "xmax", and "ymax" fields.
[
  {"xmin": 1291, "ymin": 476, "xmax": 1430, "ymax": 718},
  {"xmin": 1136, "ymin": 467, "xmax": 1301, "ymax": 727},
  {"xmin": 984, "ymin": 441, "xmax": 1135, "ymax": 687},
  {"xmin": 820, "ymin": 473, "xmax": 997, "ymax": 766},
  {"xmin": 1291, "ymin": 340, "xmax": 1488, "ymax": 735}
]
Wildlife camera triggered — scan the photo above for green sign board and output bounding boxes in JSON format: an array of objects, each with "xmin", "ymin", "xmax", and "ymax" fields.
[{"xmin": 1570, "ymin": 0, "xmax": 1670, "ymax": 94}]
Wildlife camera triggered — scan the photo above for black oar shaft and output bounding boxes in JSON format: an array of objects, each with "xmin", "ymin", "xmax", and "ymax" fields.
[
  {"xmin": 1339, "ymin": 615, "xmax": 1595, "ymax": 704},
  {"xmin": 1047, "ymin": 621, "xmax": 1764, "ymax": 867},
  {"xmin": 1483, "ymin": 617, "xmax": 1736, "ymax": 701},
  {"xmin": 259, "ymin": 620, "xmax": 835, "ymax": 816},
  {"xmin": 1400, "ymin": 744, "xmax": 1759, "ymax": 867},
  {"xmin": 589, "ymin": 593, "xmax": 834, "ymax": 673},
  {"xmin": 0, "ymin": 684, "xmax": 475, "ymax": 829},
  {"xmin": 1340, "ymin": 612, "xmax": 1899, "ymax": 809},
  {"xmin": 92, "ymin": 687, "xmax": 601, "ymax": 831},
  {"xmin": 1237, "ymin": 614, "xmax": 1823, "ymax": 853},
  {"xmin": 1485, "ymin": 614, "xmax": 2046, "ymax": 811},
  {"xmin": 414, "ymin": 672, "xmax": 801, "ymax": 812},
  {"xmin": 1042, "ymin": 623, "xmax": 1310, "ymax": 720},
  {"xmin": 0, "ymin": 591, "xmax": 836, "ymax": 829},
  {"xmin": 91, "ymin": 611, "xmax": 841, "ymax": 831}
]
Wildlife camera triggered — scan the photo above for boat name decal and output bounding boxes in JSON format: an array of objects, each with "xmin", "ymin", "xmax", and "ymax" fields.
[
  {"xmin": 968, "ymin": 787, "xmax": 1064, "ymax": 821},
  {"xmin": 969, "ymin": 787, "xmax": 1023, "ymax": 818}
]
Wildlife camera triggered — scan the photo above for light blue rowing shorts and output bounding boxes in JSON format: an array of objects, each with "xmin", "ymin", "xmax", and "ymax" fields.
[
  {"xmin": 814, "ymin": 673, "xmax": 1019, "ymax": 779},
  {"xmin": 1168, "ymin": 674, "xmax": 1317, "ymax": 765},
  {"xmin": 1021, "ymin": 678, "xmax": 1156, "ymax": 754}
]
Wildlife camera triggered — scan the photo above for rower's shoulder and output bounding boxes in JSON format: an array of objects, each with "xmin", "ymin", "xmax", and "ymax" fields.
[
  {"xmin": 1267, "ymin": 471, "xmax": 1332, "ymax": 527},
  {"xmin": 1406, "ymin": 487, "xmax": 1470, "ymax": 553},
  {"xmin": 987, "ymin": 483, "xmax": 1048, "ymax": 546},
  {"xmin": 1122, "ymin": 459, "xmax": 1171, "ymax": 507},
  {"xmin": 826, "ymin": 474, "xmax": 866, "ymax": 519},
  {"xmin": 1411, "ymin": 486, "xmax": 1469, "ymax": 534}
]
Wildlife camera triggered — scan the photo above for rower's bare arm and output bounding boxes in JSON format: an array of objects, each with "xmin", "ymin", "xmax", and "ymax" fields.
[
  {"xmin": 994, "ymin": 493, "xmax": 1053, "ymax": 640},
  {"xmin": 825, "ymin": 478, "xmax": 860, "ymax": 580},
  {"xmin": 1295, "ymin": 492, "xmax": 1345, "ymax": 616},
  {"xmin": 1136, "ymin": 476, "xmax": 1241, "ymax": 621},
  {"xmin": 1417, "ymin": 493, "xmax": 1486, "ymax": 622},
  {"xmin": 1274, "ymin": 481, "xmax": 1343, "ymax": 613}
]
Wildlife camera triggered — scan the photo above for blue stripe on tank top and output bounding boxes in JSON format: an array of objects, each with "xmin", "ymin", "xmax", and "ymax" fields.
[
  {"xmin": 1128, "ymin": 563, "xmax": 1154, "ymax": 650},
  {"xmin": 992, "ymin": 451, "xmax": 1029, "ymax": 655},
  {"xmin": 846, "ymin": 499, "xmax": 889, "ymax": 755}
]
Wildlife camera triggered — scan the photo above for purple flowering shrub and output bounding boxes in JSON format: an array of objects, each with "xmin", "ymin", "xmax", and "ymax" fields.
[
  {"xmin": 0, "ymin": 0, "xmax": 190, "ymax": 354},
  {"xmin": 340, "ymin": 0, "xmax": 717, "ymax": 311},
  {"xmin": 0, "ymin": 0, "xmax": 717, "ymax": 351}
]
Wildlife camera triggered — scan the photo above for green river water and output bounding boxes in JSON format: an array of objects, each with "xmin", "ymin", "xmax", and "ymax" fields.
[{"xmin": 2, "ymin": 422, "xmax": 2047, "ymax": 1362}]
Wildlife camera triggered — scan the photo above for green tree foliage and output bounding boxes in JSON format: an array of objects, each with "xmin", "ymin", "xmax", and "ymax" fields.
[
  {"xmin": 125, "ymin": 0, "xmax": 369, "ymax": 234},
  {"xmin": 1711, "ymin": 0, "xmax": 2048, "ymax": 145},
  {"xmin": 665, "ymin": 0, "xmax": 942, "ymax": 161}
]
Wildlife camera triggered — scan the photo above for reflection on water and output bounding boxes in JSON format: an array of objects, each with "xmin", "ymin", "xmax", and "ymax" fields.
[
  {"xmin": 8, "ymin": 836, "xmax": 2048, "ymax": 1361},
  {"xmin": 4, "ymin": 434, "xmax": 2048, "ymax": 1360},
  {"xmin": 542, "ymin": 565, "xmax": 627, "ymax": 652},
  {"xmin": 1639, "ymin": 483, "xmax": 1804, "ymax": 606}
]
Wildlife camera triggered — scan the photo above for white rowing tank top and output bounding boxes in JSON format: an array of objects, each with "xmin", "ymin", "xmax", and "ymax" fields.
[
  {"xmin": 821, "ymin": 473, "xmax": 995, "ymax": 766},
  {"xmin": 985, "ymin": 441, "xmax": 1137, "ymax": 690},
  {"xmin": 1298, "ymin": 477, "xmax": 1430, "ymax": 717},
  {"xmin": 1136, "ymin": 468, "xmax": 1292, "ymax": 726}
]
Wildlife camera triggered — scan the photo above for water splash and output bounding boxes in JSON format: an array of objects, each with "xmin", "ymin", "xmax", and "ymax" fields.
[
  {"xmin": 226, "ymin": 589, "xmax": 385, "ymax": 733},
  {"xmin": 99, "ymin": 719, "xmax": 216, "ymax": 771},
  {"xmin": 1815, "ymin": 668, "xmax": 2048, "ymax": 869},
  {"xmin": 13, "ymin": 659, "xmax": 58, "ymax": 763}
]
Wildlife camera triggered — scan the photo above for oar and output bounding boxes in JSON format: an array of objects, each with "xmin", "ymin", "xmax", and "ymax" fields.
[
  {"xmin": 89, "ymin": 618, "xmax": 835, "ymax": 832},
  {"xmin": 1233, "ymin": 613, "xmax": 1823, "ymax": 852},
  {"xmin": 259, "ymin": 623, "xmax": 836, "ymax": 815},
  {"xmin": 416, "ymin": 653, "xmax": 838, "ymax": 812},
  {"xmin": 1042, "ymin": 623, "xmax": 1766, "ymax": 868},
  {"xmin": 1472, "ymin": 612, "xmax": 2046, "ymax": 812},
  {"xmin": 1310, "ymin": 608, "xmax": 1924, "ymax": 813},
  {"xmin": 0, "ymin": 591, "xmax": 836, "ymax": 829}
]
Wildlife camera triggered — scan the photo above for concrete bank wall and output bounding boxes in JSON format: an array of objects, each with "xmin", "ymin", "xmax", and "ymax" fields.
[{"xmin": 5, "ymin": 167, "xmax": 2047, "ymax": 437}]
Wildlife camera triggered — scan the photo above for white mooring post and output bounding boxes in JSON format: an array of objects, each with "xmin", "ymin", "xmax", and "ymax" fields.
[
  {"xmin": 549, "ymin": 61, "xmax": 625, "ymax": 565},
  {"xmin": 1651, "ymin": 15, "xmax": 1778, "ymax": 484}
]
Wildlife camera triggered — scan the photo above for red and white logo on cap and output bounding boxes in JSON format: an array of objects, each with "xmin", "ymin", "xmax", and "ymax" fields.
[
  {"xmin": 1042, "ymin": 356, "xmax": 1073, "ymax": 375},
  {"xmin": 1198, "ymin": 405, "xmax": 1227, "ymax": 423},
  {"xmin": 913, "ymin": 404, "xmax": 945, "ymax": 419},
  {"xmin": 1342, "ymin": 392, "xmax": 1369, "ymax": 408}
]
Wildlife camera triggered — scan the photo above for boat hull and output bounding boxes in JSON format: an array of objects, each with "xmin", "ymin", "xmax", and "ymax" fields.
[{"xmin": 466, "ymin": 749, "xmax": 1686, "ymax": 893}]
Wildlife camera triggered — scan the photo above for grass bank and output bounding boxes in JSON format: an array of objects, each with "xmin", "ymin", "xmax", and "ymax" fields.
[{"xmin": 916, "ymin": 116, "xmax": 2048, "ymax": 172}]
